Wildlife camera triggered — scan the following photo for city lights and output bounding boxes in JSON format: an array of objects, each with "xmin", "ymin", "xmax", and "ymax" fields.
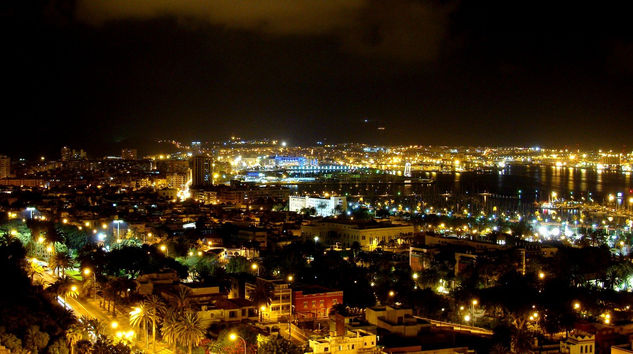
[{"xmin": 4, "ymin": 5, "xmax": 633, "ymax": 354}]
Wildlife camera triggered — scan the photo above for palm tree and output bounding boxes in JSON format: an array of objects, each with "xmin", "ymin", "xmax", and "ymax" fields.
[
  {"xmin": 50, "ymin": 251, "xmax": 73, "ymax": 277},
  {"xmin": 161, "ymin": 309, "xmax": 179, "ymax": 353},
  {"xmin": 49, "ymin": 277, "xmax": 76, "ymax": 300},
  {"xmin": 66, "ymin": 324, "xmax": 83, "ymax": 354},
  {"xmin": 129, "ymin": 302, "xmax": 153, "ymax": 349},
  {"xmin": 174, "ymin": 311, "xmax": 205, "ymax": 354},
  {"xmin": 145, "ymin": 295, "xmax": 166, "ymax": 352},
  {"xmin": 252, "ymin": 279, "xmax": 272, "ymax": 320},
  {"xmin": 78, "ymin": 316, "xmax": 105, "ymax": 341},
  {"xmin": 170, "ymin": 286, "xmax": 192, "ymax": 314}
]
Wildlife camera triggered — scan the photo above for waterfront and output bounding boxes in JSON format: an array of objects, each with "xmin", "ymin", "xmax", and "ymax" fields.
[{"xmin": 293, "ymin": 165, "xmax": 633, "ymax": 214}]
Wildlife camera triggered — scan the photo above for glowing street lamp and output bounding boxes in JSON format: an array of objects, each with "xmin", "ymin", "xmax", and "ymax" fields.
[
  {"xmin": 259, "ymin": 305, "xmax": 266, "ymax": 322},
  {"xmin": 388, "ymin": 290, "xmax": 395, "ymax": 297},
  {"xmin": 538, "ymin": 271, "xmax": 545, "ymax": 280},
  {"xmin": 573, "ymin": 302, "xmax": 581, "ymax": 310},
  {"xmin": 287, "ymin": 275, "xmax": 294, "ymax": 282},
  {"xmin": 251, "ymin": 263, "xmax": 259, "ymax": 276},
  {"xmin": 83, "ymin": 268, "xmax": 96, "ymax": 299},
  {"xmin": 26, "ymin": 207, "xmax": 35, "ymax": 219},
  {"xmin": 113, "ymin": 220, "xmax": 124, "ymax": 240},
  {"xmin": 111, "ymin": 321, "xmax": 119, "ymax": 329},
  {"xmin": 229, "ymin": 333, "xmax": 247, "ymax": 354}
]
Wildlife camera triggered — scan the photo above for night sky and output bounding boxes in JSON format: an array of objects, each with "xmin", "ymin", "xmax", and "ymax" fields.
[{"xmin": 3, "ymin": 1, "xmax": 633, "ymax": 157}]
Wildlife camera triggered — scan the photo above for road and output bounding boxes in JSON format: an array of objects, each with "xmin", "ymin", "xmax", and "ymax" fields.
[{"xmin": 33, "ymin": 265, "xmax": 173, "ymax": 353}]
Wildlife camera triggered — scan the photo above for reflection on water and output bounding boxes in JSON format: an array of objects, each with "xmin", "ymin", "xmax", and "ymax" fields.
[{"xmin": 295, "ymin": 165, "xmax": 632, "ymax": 206}]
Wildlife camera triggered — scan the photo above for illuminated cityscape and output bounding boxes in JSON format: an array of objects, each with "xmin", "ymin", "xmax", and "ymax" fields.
[{"xmin": 3, "ymin": 2, "xmax": 633, "ymax": 354}]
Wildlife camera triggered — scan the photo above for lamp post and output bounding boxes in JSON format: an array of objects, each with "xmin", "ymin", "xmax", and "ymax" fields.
[
  {"xmin": 84, "ymin": 268, "xmax": 97, "ymax": 300},
  {"xmin": 229, "ymin": 333, "xmax": 246, "ymax": 354},
  {"xmin": 251, "ymin": 263, "xmax": 259, "ymax": 276},
  {"xmin": 113, "ymin": 220, "xmax": 123, "ymax": 242}
]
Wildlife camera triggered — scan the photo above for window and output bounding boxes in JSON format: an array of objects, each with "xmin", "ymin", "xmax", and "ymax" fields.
[
  {"xmin": 333, "ymin": 299, "xmax": 337, "ymax": 305},
  {"xmin": 324, "ymin": 348, "xmax": 328, "ymax": 352},
  {"xmin": 352, "ymin": 345, "xmax": 355, "ymax": 349},
  {"xmin": 304, "ymin": 301, "xmax": 308, "ymax": 308},
  {"xmin": 580, "ymin": 346, "xmax": 584, "ymax": 353}
]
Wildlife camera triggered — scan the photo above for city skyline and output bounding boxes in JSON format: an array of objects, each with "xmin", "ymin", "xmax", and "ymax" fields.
[{"xmin": 2, "ymin": 3, "xmax": 633, "ymax": 353}]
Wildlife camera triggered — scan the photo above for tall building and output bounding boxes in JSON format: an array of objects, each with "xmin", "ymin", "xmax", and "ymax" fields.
[
  {"xmin": 166, "ymin": 172, "xmax": 188, "ymax": 189},
  {"xmin": 191, "ymin": 155, "xmax": 213, "ymax": 187},
  {"xmin": 0, "ymin": 155, "xmax": 10, "ymax": 179},
  {"xmin": 191, "ymin": 141, "xmax": 201, "ymax": 154},
  {"xmin": 61, "ymin": 146, "xmax": 86, "ymax": 161},
  {"xmin": 61, "ymin": 146, "xmax": 72, "ymax": 161},
  {"xmin": 121, "ymin": 148, "xmax": 138, "ymax": 160}
]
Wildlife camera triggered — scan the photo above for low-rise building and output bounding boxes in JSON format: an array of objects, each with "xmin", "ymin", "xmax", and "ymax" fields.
[
  {"xmin": 289, "ymin": 195, "xmax": 347, "ymax": 216},
  {"xmin": 560, "ymin": 331, "xmax": 595, "ymax": 354},
  {"xmin": 365, "ymin": 306, "xmax": 429, "ymax": 337},
  {"xmin": 293, "ymin": 284, "xmax": 343, "ymax": 320},
  {"xmin": 308, "ymin": 329, "xmax": 377, "ymax": 354},
  {"xmin": 136, "ymin": 271, "xmax": 180, "ymax": 295},
  {"xmin": 198, "ymin": 298, "xmax": 258, "ymax": 327},
  {"xmin": 245, "ymin": 277, "xmax": 292, "ymax": 322},
  {"xmin": 301, "ymin": 220, "xmax": 414, "ymax": 250}
]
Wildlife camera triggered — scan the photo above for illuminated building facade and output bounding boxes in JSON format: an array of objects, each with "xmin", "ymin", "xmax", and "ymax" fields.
[
  {"xmin": 192, "ymin": 155, "xmax": 213, "ymax": 187},
  {"xmin": 289, "ymin": 195, "xmax": 347, "ymax": 216},
  {"xmin": 0, "ymin": 155, "xmax": 10, "ymax": 179},
  {"xmin": 293, "ymin": 285, "xmax": 343, "ymax": 319},
  {"xmin": 121, "ymin": 148, "xmax": 138, "ymax": 160}
]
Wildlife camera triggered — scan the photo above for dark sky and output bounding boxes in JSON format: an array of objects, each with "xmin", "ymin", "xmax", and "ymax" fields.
[{"xmin": 2, "ymin": 0, "xmax": 633, "ymax": 157}]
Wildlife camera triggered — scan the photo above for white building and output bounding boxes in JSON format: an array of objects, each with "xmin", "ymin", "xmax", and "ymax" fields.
[
  {"xmin": 308, "ymin": 329, "xmax": 377, "ymax": 354},
  {"xmin": 289, "ymin": 195, "xmax": 347, "ymax": 216},
  {"xmin": 560, "ymin": 331, "xmax": 595, "ymax": 354}
]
